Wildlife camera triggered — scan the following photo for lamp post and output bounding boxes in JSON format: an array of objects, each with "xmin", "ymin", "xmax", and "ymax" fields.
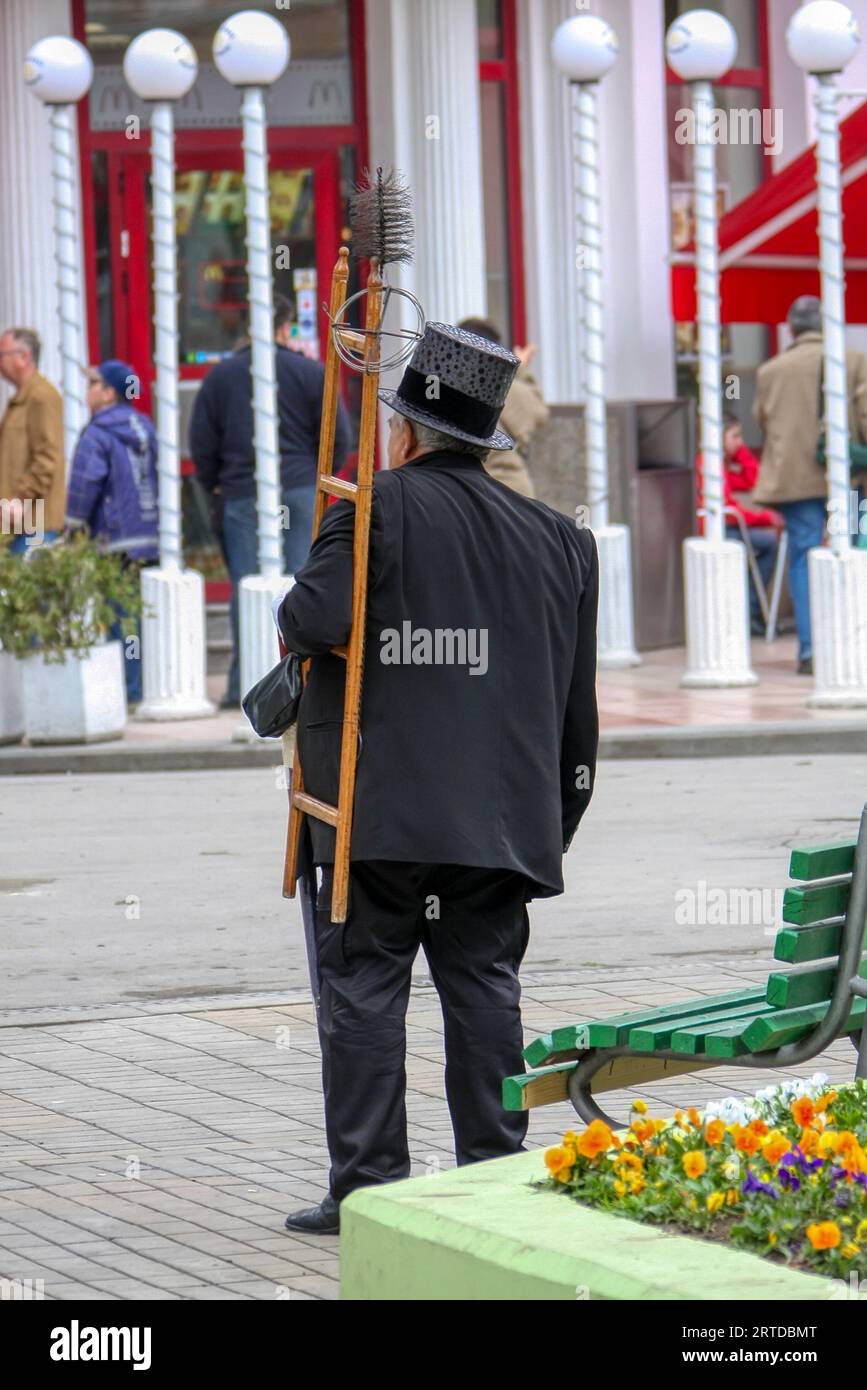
[
  {"xmin": 24, "ymin": 36, "xmax": 93, "ymax": 468},
  {"xmin": 124, "ymin": 28, "xmax": 214, "ymax": 719},
  {"xmin": 552, "ymin": 14, "xmax": 639, "ymax": 668},
  {"xmin": 214, "ymin": 10, "xmax": 292, "ymax": 726},
  {"xmin": 666, "ymin": 9, "xmax": 757, "ymax": 688},
  {"xmin": 788, "ymin": 0, "xmax": 867, "ymax": 707}
]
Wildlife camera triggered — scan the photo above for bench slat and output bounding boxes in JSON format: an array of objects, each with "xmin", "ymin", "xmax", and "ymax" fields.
[
  {"xmin": 670, "ymin": 1010, "xmax": 775, "ymax": 1057},
  {"xmin": 633, "ymin": 1000, "xmax": 771, "ymax": 1053},
  {"xmin": 766, "ymin": 957, "xmax": 867, "ymax": 1009},
  {"xmin": 590, "ymin": 1055, "xmax": 717, "ymax": 1095},
  {"xmin": 774, "ymin": 920, "xmax": 844, "ymax": 964},
  {"xmin": 582, "ymin": 987, "xmax": 765, "ymax": 1049},
  {"xmin": 502, "ymin": 1063, "xmax": 575, "ymax": 1111},
  {"xmin": 743, "ymin": 997, "xmax": 866, "ymax": 1052},
  {"xmin": 789, "ymin": 841, "xmax": 856, "ymax": 881},
  {"xmin": 782, "ymin": 881, "xmax": 851, "ymax": 925},
  {"xmin": 650, "ymin": 1000, "xmax": 772, "ymax": 1050}
]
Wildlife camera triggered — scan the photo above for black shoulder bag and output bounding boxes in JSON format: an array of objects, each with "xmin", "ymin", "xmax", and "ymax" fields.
[{"xmin": 242, "ymin": 652, "xmax": 303, "ymax": 739}]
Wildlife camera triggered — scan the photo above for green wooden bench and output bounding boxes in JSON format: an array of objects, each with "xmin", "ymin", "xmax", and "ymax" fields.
[{"xmin": 503, "ymin": 808, "xmax": 867, "ymax": 1129}]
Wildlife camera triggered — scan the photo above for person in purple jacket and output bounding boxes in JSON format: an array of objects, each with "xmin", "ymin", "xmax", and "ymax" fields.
[{"xmin": 65, "ymin": 360, "xmax": 159, "ymax": 705}]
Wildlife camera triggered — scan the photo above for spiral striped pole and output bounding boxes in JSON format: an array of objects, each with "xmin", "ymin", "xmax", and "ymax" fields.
[
  {"xmin": 48, "ymin": 104, "xmax": 88, "ymax": 466},
  {"xmin": 807, "ymin": 71, "xmax": 867, "ymax": 706},
  {"xmin": 123, "ymin": 28, "xmax": 214, "ymax": 720},
  {"xmin": 211, "ymin": 11, "xmax": 293, "ymax": 733},
  {"xmin": 664, "ymin": 9, "xmax": 756, "ymax": 688},
  {"xmin": 240, "ymin": 84, "xmax": 282, "ymax": 580},
  {"xmin": 553, "ymin": 14, "xmax": 640, "ymax": 669},
  {"xmin": 150, "ymin": 100, "xmax": 182, "ymax": 571}
]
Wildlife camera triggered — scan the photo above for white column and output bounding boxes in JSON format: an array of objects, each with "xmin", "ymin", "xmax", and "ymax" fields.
[
  {"xmin": 518, "ymin": 0, "xmax": 674, "ymax": 405},
  {"xmin": 0, "ymin": 0, "xmax": 85, "ymax": 422},
  {"xmin": 517, "ymin": 0, "xmax": 582, "ymax": 404},
  {"xmin": 365, "ymin": 0, "xmax": 486, "ymax": 333}
]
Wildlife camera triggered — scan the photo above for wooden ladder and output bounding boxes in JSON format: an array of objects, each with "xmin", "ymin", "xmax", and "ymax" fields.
[{"xmin": 282, "ymin": 248, "xmax": 384, "ymax": 923}]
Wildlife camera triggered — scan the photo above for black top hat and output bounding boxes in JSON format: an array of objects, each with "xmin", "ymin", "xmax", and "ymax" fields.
[{"xmin": 378, "ymin": 322, "xmax": 519, "ymax": 451}]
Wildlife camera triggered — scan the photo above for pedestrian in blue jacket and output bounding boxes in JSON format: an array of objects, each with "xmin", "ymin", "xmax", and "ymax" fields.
[{"xmin": 66, "ymin": 360, "xmax": 159, "ymax": 705}]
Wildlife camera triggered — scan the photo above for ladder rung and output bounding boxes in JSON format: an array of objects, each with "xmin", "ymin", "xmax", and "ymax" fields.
[
  {"xmin": 320, "ymin": 476, "xmax": 358, "ymax": 501},
  {"xmin": 293, "ymin": 791, "xmax": 339, "ymax": 827}
]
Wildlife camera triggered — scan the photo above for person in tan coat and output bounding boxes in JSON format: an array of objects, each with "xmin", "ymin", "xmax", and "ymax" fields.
[
  {"xmin": 459, "ymin": 318, "xmax": 549, "ymax": 498},
  {"xmin": 752, "ymin": 296, "xmax": 867, "ymax": 673},
  {"xmin": 0, "ymin": 328, "xmax": 65, "ymax": 553}
]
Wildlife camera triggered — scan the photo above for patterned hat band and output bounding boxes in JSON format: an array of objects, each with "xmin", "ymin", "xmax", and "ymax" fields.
[{"xmin": 393, "ymin": 366, "xmax": 502, "ymax": 440}]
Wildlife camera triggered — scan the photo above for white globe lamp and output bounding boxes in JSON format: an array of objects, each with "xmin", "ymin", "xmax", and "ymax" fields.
[
  {"xmin": 213, "ymin": 9, "xmax": 290, "ymax": 87},
  {"xmin": 24, "ymin": 35, "xmax": 93, "ymax": 105},
  {"xmin": 551, "ymin": 15, "xmax": 618, "ymax": 82},
  {"xmin": 787, "ymin": 0, "xmax": 860, "ymax": 74},
  {"xmin": 123, "ymin": 29, "xmax": 198, "ymax": 101},
  {"xmin": 665, "ymin": 8, "xmax": 738, "ymax": 81}
]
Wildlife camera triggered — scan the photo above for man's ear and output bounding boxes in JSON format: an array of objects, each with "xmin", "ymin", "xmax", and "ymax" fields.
[{"xmin": 403, "ymin": 419, "xmax": 419, "ymax": 459}]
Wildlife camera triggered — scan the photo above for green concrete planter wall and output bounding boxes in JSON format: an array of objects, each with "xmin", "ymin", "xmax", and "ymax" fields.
[{"xmin": 340, "ymin": 1150, "xmax": 839, "ymax": 1301}]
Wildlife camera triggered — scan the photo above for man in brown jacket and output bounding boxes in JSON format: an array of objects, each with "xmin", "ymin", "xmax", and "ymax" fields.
[
  {"xmin": 459, "ymin": 318, "xmax": 549, "ymax": 498},
  {"xmin": 752, "ymin": 296, "xmax": 867, "ymax": 673},
  {"xmin": 0, "ymin": 328, "xmax": 65, "ymax": 553}
]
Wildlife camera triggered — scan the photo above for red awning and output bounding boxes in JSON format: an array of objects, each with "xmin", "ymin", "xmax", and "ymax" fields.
[{"xmin": 671, "ymin": 101, "xmax": 867, "ymax": 324}]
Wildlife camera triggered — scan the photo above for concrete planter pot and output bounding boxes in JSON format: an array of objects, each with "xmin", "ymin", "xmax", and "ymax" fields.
[
  {"xmin": 22, "ymin": 642, "xmax": 127, "ymax": 745},
  {"xmin": 341, "ymin": 1149, "xmax": 840, "ymax": 1301},
  {"xmin": 0, "ymin": 650, "xmax": 24, "ymax": 745}
]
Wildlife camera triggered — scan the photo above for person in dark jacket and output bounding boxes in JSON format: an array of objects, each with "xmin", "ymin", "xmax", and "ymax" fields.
[
  {"xmin": 66, "ymin": 360, "xmax": 159, "ymax": 704},
  {"xmin": 189, "ymin": 297, "xmax": 351, "ymax": 706},
  {"xmin": 276, "ymin": 323, "xmax": 599, "ymax": 1235}
]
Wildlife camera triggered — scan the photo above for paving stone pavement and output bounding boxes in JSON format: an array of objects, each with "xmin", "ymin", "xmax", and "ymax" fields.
[{"xmin": 0, "ymin": 962, "xmax": 857, "ymax": 1302}]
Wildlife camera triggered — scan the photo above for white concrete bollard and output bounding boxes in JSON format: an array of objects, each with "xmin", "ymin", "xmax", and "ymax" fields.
[
  {"xmin": 808, "ymin": 546, "xmax": 867, "ymax": 707},
  {"xmin": 681, "ymin": 537, "xmax": 758, "ymax": 688},
  {"xmin": 595, "ymin": 524, "xmax": 640, "ymax": 668},
  {"xmin": 136, "ymin": 566, "xmax": 214, "ymax": 720},
  {"xmin": 234, "ymin": 573, "xmax": 294, "ymax": 742}
]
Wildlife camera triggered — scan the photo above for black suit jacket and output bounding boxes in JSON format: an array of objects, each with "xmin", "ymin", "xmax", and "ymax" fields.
[{"xmin": 278, "ymin": 449, "xmax": 599, "ymax": 898}]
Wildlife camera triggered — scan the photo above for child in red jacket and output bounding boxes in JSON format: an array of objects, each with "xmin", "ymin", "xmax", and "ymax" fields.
[{"xmin": 696, "ymin": 412, "xmax": 783, "ymax": 634}]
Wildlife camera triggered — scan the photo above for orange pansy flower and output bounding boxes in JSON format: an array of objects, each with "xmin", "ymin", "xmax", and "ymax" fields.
[
  {"xmin": 761, "ymin": 1131, "xmax": 790, "ymax": 1166},
  {"xmin": 575, "ymin": 1119, "xmax": 614, "ymax": 1160},
  {"xmin": 791, "ymin": 1096, "xmax": 815, "ymax": 1127},
  {"xmin": 806, "ymin": 1221, "xmax": 841, "ymax": 1251},
  {"xmin": 682, "ymin": 1150, "xmax": 707, "ymax": 1179},
  {"xmin": 705, "ymin": 1119, "xmax": 725, "ymax": 1147}
]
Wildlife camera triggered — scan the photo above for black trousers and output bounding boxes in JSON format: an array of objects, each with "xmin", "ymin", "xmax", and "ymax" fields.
[{"xmin": 313, "ymin": 860, "xmax": 531, "ymax": 1202}]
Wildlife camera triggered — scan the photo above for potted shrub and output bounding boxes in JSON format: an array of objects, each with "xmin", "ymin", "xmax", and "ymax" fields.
[
  {"xmin": 0, "ymin": 537, "xmax": 25, "ymax": 744},
  {"xmin": 0, "ymin": 533, "xmax": 143, "ymax": 745}
]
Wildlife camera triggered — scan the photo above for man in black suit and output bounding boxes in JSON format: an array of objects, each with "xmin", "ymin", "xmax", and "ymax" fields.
[{"xmin": 277, "ymin": 323, "xmax": 598, "ymax": 1235}]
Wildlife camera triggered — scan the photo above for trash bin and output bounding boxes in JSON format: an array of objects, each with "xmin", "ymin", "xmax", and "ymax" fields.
[{"xmin": 609, "ymin": 400, "xmax": 697, "ymax": 651}]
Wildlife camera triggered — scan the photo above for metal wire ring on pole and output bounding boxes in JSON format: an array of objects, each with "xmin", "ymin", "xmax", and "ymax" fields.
[{"xmin": 329, "ymin": 285, "xmax": 425, "ymax": 374}]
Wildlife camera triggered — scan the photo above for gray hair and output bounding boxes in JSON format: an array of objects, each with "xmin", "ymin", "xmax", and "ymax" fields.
[
  {"xmin": 409, "ymin": 418, "xmax": 491, "ymax": 461},
  {"xmin": 787, "ymin": 296, "xmax": 822, "ymax": 337},
  {"xmin": 5, "ymin": 327, "xmax": 41, "ymax": 366}
]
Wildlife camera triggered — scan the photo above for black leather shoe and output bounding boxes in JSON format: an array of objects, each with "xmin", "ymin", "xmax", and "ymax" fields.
[
  {"xmin": 797, "ymin": 656, "xmax": 814, "ymax": 676},
  {"xmin": 284, "ymin": 1196, "xmax": 340, "ymax": 1235}
]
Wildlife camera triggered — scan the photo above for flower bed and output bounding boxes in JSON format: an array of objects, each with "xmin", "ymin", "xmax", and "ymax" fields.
[{"xmin": 542, "ymin": 1073, "xmax": 867, "ymax": 1281}]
